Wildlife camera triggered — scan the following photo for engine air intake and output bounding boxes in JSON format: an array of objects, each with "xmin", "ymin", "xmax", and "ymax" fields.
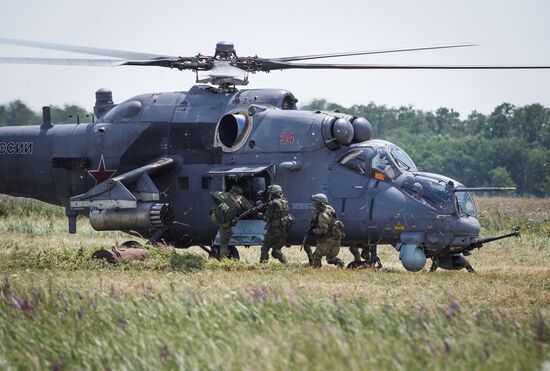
[{"xmin": 215, "ymin": 112, "xmax": 252, "ymax": 152}]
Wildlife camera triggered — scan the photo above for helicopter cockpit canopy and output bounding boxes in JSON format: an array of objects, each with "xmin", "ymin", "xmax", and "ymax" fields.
[
  {"xmin": 456, "ymin": 191, "xmax": 477, "ymax": 217},
  {"xmin": 338, "ymin": 148, "xmax": 373, "ymax": 175},
  {"xmin": 338, "ymin": 144, "xmax": 417, "ymax": 180},
  {"xmin": 390, "ymin": 147, "xmax": 416, "ymax": 172},
  {"xmin": 398, "ymin": 175, "xmax": 452, "ymax": 212},
  {"xmin": 370, "ymin": 145, "xmax": 417, "ymax": 180}
]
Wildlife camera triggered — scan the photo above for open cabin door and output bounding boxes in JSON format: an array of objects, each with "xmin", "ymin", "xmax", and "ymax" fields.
[{"xmin": 208, "ymin": 164, "xmax": 274, "ymax": 246}]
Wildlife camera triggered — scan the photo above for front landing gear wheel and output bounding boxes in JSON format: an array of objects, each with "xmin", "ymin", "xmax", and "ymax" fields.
[{"xmin": 228, "ymin": 245, "xmax": 240, "ymax": 260}]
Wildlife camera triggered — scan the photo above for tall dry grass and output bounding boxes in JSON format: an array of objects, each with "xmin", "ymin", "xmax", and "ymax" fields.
[{"xmin": 0, "ymin": 195, "xmax": 548, "ymax": 369}]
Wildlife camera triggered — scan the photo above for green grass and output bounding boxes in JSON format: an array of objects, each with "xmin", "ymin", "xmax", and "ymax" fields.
[
  {"xmin": 0, "ymin": 195, "xmax": 548, "ymax": 370},
  {"xmin": 0, "ymin": 278, "xmax": 547, "ymax": 370}
]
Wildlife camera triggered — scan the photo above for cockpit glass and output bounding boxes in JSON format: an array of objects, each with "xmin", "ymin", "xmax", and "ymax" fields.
[
  {"xmin": 390, "ymin": 147, "xmax": 417, "ymax": 171},
  {"xmin": 402, "ymin": 175, "xmax": 453, "ymax": 208},
  {"xmin": 456, "ymin": 192, "xmax": 477, "ymax": 217},
  {"xmin": 338, "ymin": 149, "xmax": 371, "ymax": 175},
  {"xmin": 371, "ymin": 148, "xmax": 398, "ymax": 180}
]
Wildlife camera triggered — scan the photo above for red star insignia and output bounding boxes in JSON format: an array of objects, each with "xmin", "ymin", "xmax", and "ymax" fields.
[{"xmin": 87, "ymin": 155, "xmax": 117, "ymax": 185}]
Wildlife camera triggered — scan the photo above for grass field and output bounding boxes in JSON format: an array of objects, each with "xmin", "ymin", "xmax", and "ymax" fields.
[{"xmin": 0, "ymin": 196, "xmax": 548, "ymax": 370}]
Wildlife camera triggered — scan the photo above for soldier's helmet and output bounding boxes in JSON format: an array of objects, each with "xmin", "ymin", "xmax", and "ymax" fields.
[
  {"xmin": 311, "ymin": 193, "xmax": 329, "ymax": 205},
  {"xmin": 268, "ymin": 184, "xmax": 283, "ymax": 196},
  {"xmin": 229, "ymin": 185, "xmax": 243, "ymax": 195}
]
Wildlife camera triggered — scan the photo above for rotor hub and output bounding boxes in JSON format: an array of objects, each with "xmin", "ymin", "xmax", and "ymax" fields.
[{"xmin": 214, "ymin": 41, "xmax": 236, "ymax": 59}]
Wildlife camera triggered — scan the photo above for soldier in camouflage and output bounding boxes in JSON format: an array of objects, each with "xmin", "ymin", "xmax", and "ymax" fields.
[
  {"xmin": 302, "ymin": 218, "xmax": 317, "ymax": 266},
  {"xmin": 309, "ymin": 193, "xmax": 345, "ymax": 268},
  {"xmin": 348, "ymin": 244, "xmax": 383, "ymax": 269},
  {"xmin": 349, "ymin": 244, "xmax": 369, "ymax": 264},
  {"xmin": 260, "ymin": 185, "xmax": 292, "ymax": 264},
  {"xmin": 210, "ymin": 185, "xmax": 253, "ymax": 259}
]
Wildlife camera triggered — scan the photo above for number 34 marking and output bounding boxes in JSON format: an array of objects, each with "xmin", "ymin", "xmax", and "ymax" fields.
[{"xmin": 280, "ymin": 132, "xmax": 295, "ymax": 144}]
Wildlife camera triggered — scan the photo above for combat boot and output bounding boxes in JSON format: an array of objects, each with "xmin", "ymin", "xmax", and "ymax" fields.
[
  {"xmin": 349, "ymin": 245, "xmax": 362, "ymax": 262},
  {"xmin": 304, "ymin": 245, "xmax": 314, "ymax": 266},
  {"xmin": 259, "ymin": 250, "xmax": 269, "ymax": 263},
  {"xmin": 327, "ymin": 257, "xmax": 344, "ymax": 268},
  {"xmin": 219, "ymin": 244, "xmax": 229, "ymax": 259},
  {"xmin": 272, "ymin": 249, "xmax": 288, "ymax": 264},
  {"xmin": 464, "ymin": 259, "xmax": 476, "ymax": 273}
]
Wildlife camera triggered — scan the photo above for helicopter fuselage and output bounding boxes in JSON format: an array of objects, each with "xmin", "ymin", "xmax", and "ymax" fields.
[{"xmin": 0, "ymin": 85, "xmax": 482, "ymax": 271}]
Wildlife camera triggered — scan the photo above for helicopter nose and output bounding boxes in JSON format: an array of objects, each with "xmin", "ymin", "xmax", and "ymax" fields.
[
  {"xmin": 449, "ymin": 216, "xmax": 481, "ymax": 246},
  {"xmin": 452, "ymin": 216, "xmax": 480, "ymax": 235}
]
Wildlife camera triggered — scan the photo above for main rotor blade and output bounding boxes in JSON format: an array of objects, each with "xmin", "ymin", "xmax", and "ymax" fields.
[
  {"xmin": 272, "ymin": 44, "xmax": 476, "ymax": 62},
  {"xmin": 0, "ymin": 57, "xmax": 129, "ymax": 66},
  {"xmin": 0, "ymin": 37, "xmax": 174, "ymax": 60},
  {"xmin": 261, "ymin": 61, "xmax": 550, "ymax": 71},
  {"xmin": 0, "ymin": 56, "xmax": 181, "ymax": 68}
]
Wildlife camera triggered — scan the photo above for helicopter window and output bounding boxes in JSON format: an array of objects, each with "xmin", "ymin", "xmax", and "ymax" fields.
[
  {"xmin": 371, "ymin": 149, "xmax": 397, "ymax": 180},
  {"xmin": 390, "ymin": 147, "xmax": 416, "ymax": 171},
  {"xmin": 338, "ymin": 149, "xmax": 371, "ymax": 175},
  {"xmin": 178, "ymin": 177, "xmax": 189, "ymax": 190},
  {"xmin": 402, "ymin": 176, "xmax": 453, "ymax": 207},
  {"xmin": 201, "ymin": 176, "xmax": 212, "ymax": 190},
  {"xmin": 456, "ymin": 192, "xmax": 477, "ymax": 217}
]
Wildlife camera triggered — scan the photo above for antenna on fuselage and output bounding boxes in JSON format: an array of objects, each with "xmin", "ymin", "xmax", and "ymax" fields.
[{"xmin": 41, "ymin": 106, "xmax": 52, "ymax": 129}]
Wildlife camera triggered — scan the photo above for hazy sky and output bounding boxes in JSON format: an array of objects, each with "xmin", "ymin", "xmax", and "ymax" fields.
[{"xmin": 0, "ymin": 0, "xmax": 548, "ymax": 117}]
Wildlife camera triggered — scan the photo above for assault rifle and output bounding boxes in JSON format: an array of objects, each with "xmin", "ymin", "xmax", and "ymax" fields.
[
  {"xmin": 301, "ymin": 216, "xmax": 319, "ymax": 248},
  {"xmin": 236, "ymin": 201, "xmax": 269, "ymax": 221}
]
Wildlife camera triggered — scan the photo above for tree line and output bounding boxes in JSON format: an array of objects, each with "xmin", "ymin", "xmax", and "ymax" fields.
[
  {"xmin": 302, "ymin": 99, "xmax": 549, "ymax": 197},
  {"xmin": 0, "ymin": 99, "xmax": 548, "ymax": 196},
  {"xmin": 0, "ymin": 100, "xmax": 89, "ymax": 126}
]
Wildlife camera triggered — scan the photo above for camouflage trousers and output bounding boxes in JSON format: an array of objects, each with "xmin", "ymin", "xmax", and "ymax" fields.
[
  {"xmin": 218, "ymin": 222, "xmax": 233, "ymax": 258},
  {"xmin": 260, "ymin": 228, "xmax": 288, "ymax": 264},
  {"xmin": 349, "ymin": 245, "xmax": 368, "ymax": 262},
  {"xmin": 302, "ymin": 233, "xmax": 316, "ymax": 265},
  {"xmin": 313, "ymin": 238, "xmax": 344, "ymax": 268}
]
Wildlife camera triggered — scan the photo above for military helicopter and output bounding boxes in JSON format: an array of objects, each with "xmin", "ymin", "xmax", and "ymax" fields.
[{"xmin": 0, "ymin": 38, "xmax": 541, "ymax": 271}]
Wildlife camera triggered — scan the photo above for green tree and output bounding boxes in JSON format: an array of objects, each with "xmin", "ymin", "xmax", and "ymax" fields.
[
  {"xmin": 488, "ymin": 167, "xmax": 516, "ymax": 187},
  {"xmin": 5, "ymin": 100, "xmax": 40, "ymax": 126},
  {"xmin": 50, "ymin": 104, "xmax": 90, "ymax": 124},
  {"xmin": 486, "ymin": 103, "xmax": 515, "ymax": 139},
  {"xmin": 0, "ymin": 105, "xmax": 6, "ymax": 124}
]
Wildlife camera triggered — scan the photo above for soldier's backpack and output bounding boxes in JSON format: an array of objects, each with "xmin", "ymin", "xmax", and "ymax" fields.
[
  {"xmin": 281, "ymin": 214, "xmax": 295, "ymax": 233},
  {"xmin": 328, "ymin": 210, "xmax": 345, "ymax": 240},
  {"xmin": 209, "ymin": 191, "xmax": 237, "ymax": 225}
]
